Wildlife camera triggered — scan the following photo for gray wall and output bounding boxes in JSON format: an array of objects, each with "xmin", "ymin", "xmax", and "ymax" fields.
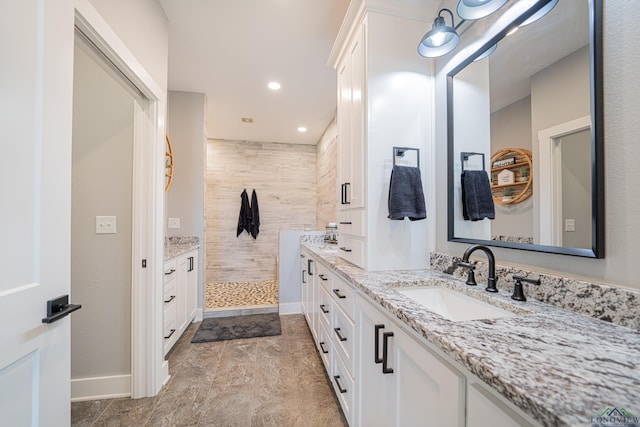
[
  {"xmin": 71, "ymin": 43, "xmax": 134, "ymax": 379},
  {"xmin": 166, "ymin": 91, "xmax": 206, "ymax": 309},
  {"xmin": 490, "ymin": 96, "xmax": 533, "ymax": 239},
  {"xmin": 434, "ymin": 1, "xmax": 640, "ymax": 291},
  {"xmin": 561, "ymin": 128, "xmax": 592, "ymax": 248},
  {"xmin": 88, "ymin": 0, "xmax": 168, "ymax": 92},
  {"xmin": 531, "ymin": 46, "xmax": 590, "ymax": 242}
]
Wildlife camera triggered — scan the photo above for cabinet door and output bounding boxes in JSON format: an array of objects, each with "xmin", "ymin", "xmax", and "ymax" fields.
[
  {"xmin": 186, "ymin": 253, "xmax": 198, "ymax": 321},
  {"xmin": 348, "ymin": 25, "xmax": 364, "ymax": 210},
  {"xmin": 337, "ymin": 25, "xmax": 365, "ymax": 211},
  {"xmin": 392, "ymin": 329, "xmax": 465, "ymax": 427},
  {"xmin": 338, "ymin": 56, "xmax": 352, "ymax": 211},
  {"xmin": 176, "ymin": 255, "xmax": 189, "ymax": 334},
  {"xmin": 467, "ymin": 382, "xmax": 540, "ymax": 427},
  {"xmin": 356, "ymin": 298, "xmax": 394, "ymax": 427}
]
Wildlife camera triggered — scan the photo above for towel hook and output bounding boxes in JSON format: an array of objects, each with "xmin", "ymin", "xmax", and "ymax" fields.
[{"xmin": 461, "ymin": 152, "xmax": 485, "ymax": 172}]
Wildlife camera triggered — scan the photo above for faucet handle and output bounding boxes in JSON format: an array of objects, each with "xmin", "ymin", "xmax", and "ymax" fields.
[
  {"xmin": 459, "ymin": 261, "xmax": 477, "ymax": 286},
  {"xmin": 511, "ymin": 275, "xmax": 541, "ymax": 301}
]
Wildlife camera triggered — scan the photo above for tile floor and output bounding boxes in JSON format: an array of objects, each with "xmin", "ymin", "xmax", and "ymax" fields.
[
  {"xmin": 71, "ymin": 315, "xmax": 348, "ymax": 426},
  {"xmin": 205, "ymin": 280, "xmax": 279, "ymax": 310}
]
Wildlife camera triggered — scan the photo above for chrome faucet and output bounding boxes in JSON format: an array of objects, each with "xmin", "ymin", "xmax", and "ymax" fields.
[{"xmin": 461, "ymin": 244, "xmax": 498, "ymax": 293}]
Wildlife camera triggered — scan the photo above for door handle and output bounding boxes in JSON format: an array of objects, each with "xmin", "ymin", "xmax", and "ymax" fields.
[
  {"xmin": 334, "ymin": 327, "xmax": 348, "ymax": 342},
  {"xmin": 374, "ymin": 324, "xmax": 385, "ymax": 364},
  {"xmin": 382, "ymin": 332, "xmax": 394, "ymax": 374},
  {"xmin": 42, "ymin": 295, "xmax": 82, "ymax": 324}
]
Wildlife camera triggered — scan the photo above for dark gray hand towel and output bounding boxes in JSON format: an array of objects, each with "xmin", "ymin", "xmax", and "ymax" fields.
[
  {"xmin": 387, "ymin": 165, "xmax": 426, "ymax": 221},
  {"xmin": 250, "ymin": 189, "xmax": 260, "ymax": 239},
  {"xmin": 237, "ymin": 189, "xmax": 251, "ymax": 236},
  {"xmin": 461, "ymin": 171, "xmax": 495, "ymax": 221}
]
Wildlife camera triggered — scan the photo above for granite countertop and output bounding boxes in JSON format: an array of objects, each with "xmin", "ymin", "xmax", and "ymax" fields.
[
  {"xmin": 302, "ymin": 243, "xmax": 640, "ymax": 427},
  {"xmin": 164, "ymin": 236, "xmax": 200, "ymax": 261}
]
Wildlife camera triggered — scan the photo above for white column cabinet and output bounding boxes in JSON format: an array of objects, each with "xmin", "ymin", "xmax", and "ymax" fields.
[
  {"xmin": 330, "ymin": 4, "xmax": 433, "ymax": 272},
  {"xmin": 163, "ymin": 249, "xmax": 199, "ymax": 356}
]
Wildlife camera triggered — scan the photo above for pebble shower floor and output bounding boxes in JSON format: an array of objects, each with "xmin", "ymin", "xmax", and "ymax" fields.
[{"xmin": 205, "ymin": 280, "xmax": 278, "ymax": 309}]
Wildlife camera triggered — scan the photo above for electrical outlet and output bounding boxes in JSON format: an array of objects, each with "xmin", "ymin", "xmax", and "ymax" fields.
[
  {"xmin": 168, "ymin": 217, "xmax": 181, "ymax": 229},
  {"xmin": 565, "ymin": 218, "xmax": 576, "ymax": 232},
  {"xmin": 96, "ymin": 216, "xmax": 117, "ymax": 234}
]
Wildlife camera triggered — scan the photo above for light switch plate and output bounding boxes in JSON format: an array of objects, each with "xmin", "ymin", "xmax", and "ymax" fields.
[
  {"xmin": 96, "ymin": 216, "xmax": 117, "ymax": 234},
  {"xmin": 168, "ymin": 217, "xmax": 180, "ymax": 229},
  {"xmin": 564, "ymin": 218, "xmax": 576, "ymax": 232}
]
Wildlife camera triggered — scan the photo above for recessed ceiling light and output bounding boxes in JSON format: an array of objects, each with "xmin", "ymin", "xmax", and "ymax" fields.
[
  {"xmin": 241, "ymin": 117, "xmax": 254, "ymax": 123},
  {"xmin": 297, "ymin": 127, "xmax": 307, "ymax": 133},
  {"xmin": 268, "ymin": 82, "xmax": 281, "ymax": 91}
]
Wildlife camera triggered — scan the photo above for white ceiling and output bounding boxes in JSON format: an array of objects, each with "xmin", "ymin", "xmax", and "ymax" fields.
[{"xmin": 159, "ymin": 0, "xmax": 350, "ymax": 145}]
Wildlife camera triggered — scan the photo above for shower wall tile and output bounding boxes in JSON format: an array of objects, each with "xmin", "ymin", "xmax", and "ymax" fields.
[
  {"xmin": 206, "ymin": 139, "xmax": 317, "ymax": 284},
  {"xmin": 316, "ymin": 119, "xmax": 338, "ymax": 230}
]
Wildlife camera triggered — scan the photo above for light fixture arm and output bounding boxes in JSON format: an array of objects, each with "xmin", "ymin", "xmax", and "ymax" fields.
[{"xmin": 438, "ymin": 8, "xmax": 456, "ymax": 28}]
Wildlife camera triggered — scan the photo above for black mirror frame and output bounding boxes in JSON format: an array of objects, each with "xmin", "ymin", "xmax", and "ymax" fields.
[{"xmin": 446, "ymin": 0, "xmax": 604, "ymax": 258}]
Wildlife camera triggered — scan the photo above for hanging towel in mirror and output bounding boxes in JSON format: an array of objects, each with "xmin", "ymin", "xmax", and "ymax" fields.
[
  {"xmin": 250, "ymin": 189, "xmax": 260, "ymax": 239},
  {"xmin": 237, "ymin": 189, "xmax": 251, "ymax": 237},
  {"xmin": 461, "ymin": 170, "xmax": 495, "ymax": 221},
  {"xmin": 387, "ymin": 165, "xmax": 426, "ymax": 221}
]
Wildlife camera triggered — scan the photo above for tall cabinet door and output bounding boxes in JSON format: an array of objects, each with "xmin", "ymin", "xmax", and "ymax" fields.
[
  {"xmin": 356, "ymin": 298, "xmax": 394, "ymax": 427},
  {"xmin": 337, "ymin": 24, "xmax": 365, "ymax": 211},
  {"xmin": 176, "ymin": 255, "xmax": 189, "ymax": 333},
  {"xmin": 186, "ymin": 253, "xmax": 198, "ymax": 321}
]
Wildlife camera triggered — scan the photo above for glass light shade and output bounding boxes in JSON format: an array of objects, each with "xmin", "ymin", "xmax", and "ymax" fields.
[
  {"xmin": 457, "ymin": 0, "xmax": 509, "ymax": 20},
  {"xmin": 473, "ymin": 43, "xmax": 497, "ymax": 61},
  {"xmin": 417, "ymin": 16, "xmax": 460, "ymax": 58},
  {"xmin": 520, "ymin": 0, "xmax": 558, "ymax": 26}
]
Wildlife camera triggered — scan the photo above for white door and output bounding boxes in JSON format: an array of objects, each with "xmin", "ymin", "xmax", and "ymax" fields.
[{"xmin": 0, "ymin": 0, "xmax": 75, "ymax": 425}]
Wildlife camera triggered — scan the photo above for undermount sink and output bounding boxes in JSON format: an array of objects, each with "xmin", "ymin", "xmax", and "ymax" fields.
[{"xmin": 397, "ymin": 287, "xmax": 516, "ymax": 322}]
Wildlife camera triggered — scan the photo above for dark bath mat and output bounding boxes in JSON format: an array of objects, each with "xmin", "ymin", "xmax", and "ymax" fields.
[{"xmin": 191, "ymin": 312, "xmax": 281, "ymax": 343}]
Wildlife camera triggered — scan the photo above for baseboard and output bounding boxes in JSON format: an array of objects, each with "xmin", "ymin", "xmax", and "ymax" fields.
[
  {"xmin": 279, "ymin": 302, "xmax": 302, "ymax": 314},
  {"xmin": 193, "ymin": 308, "xmax": 204, "ymax": 322},
  {"xmin": 71, "ymin": 374, "xmax": 131, "ymax": 402}
]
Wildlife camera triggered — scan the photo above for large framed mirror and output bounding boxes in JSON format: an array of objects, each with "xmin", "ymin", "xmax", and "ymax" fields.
[{"xmin": 447, "ymin": 0, "xmax": 604, "ymax": 258}]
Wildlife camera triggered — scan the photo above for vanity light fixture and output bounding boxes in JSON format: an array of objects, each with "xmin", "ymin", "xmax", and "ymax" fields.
[
  {"xmin": 519, "ymin": 0, "xmax": 558, "ymax": 26},
  {"xmin": 473, "ymin": 43, "xmax": 497, "ymax": 61},
  {"xmin": 417, "ymin": 9, "xmax": 460, "ymax": 58},
  {"xmin": 456, "ymin": 0, "xmax": 508, "ymax": 21}
]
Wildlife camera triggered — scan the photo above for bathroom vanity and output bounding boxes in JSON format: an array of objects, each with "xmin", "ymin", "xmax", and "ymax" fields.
[
  {"xmin": 301, "ymin": 242, "xmax": 640, "ymax": 427},
  {"xmin": 163, "ymin": 237, "xmax": 199, "ymax": 355}
]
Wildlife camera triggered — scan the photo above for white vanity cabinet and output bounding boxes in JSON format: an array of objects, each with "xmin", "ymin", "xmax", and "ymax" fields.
[
  {"xmin": 466, "ymin": 381, "xmax": 540, "ymax": 427},
  {"xmin": 330, "ymin": 2, "xmax": 432, "ymax": 272},
  {"xmin": 163, "ymin": 249, "xmax": 198, "ymax": 356},
  {"xmin": 356, "ymin": 296, "xmax": 465, "ymax": 427},
  {"xmin": 301, "ymin": 251, "xmax": 358, "ymax": 426}
]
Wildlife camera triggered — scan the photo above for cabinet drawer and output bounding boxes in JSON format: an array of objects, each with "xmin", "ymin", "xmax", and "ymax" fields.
[
  {"xmin": 163, "ymin": 310, "xmax": 177, "ymax": 355},
  {"xmin": 338, "ymin": 209, "xmax": 365, "ymax": 237},
  {"xmin": 332, "ymin": 275, "xmax": 356, "ymax": 321},
  {"xmin": 163, "ymin": 277, "xmax": 177, "ymax": 302},
  {"xmin": 317, "ymin": 321, "xmax": 332, "ymax": 371},
  {"xmin": 316, "ymin": 262, "xmax": 333, "ymax": 293},
  {"xmin": 337, "ymin": 235, "xmax": 365, "ymax": 269},
  {"xmin": 331, "ymin": 350, "xmax": 355, "ymax": 426},
  {"xmin": 333, "ymin": 303, "xmax": 355, "ymax": 377},
  {"xmin": 163, "ymin": 259, "xmax": 177, "ymax": 284},
  {"xmin": 318, "ymin": 286, "xmax": 332, "ymax": 332}
]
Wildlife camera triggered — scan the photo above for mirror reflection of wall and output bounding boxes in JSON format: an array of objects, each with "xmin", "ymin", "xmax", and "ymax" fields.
[{"xmin": 450, "ymin": 0, "xmax": 598, "ymax": 254}]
